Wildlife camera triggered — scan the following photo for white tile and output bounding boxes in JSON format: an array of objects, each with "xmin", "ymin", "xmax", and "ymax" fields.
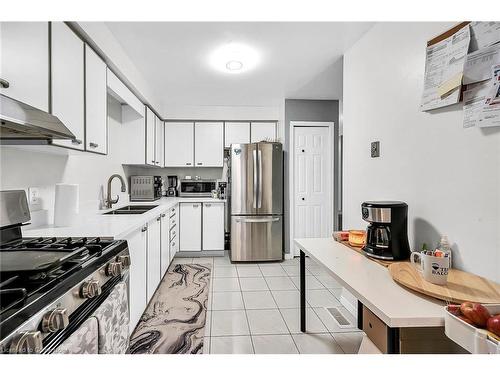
[
  {"xmin": 281, "ymin": 258, "xmax": 299, "ymax": 265},
  {"xmin": 271, "ymin": 290, "xmax": 306, "ymax": 308},
  {"xmin": 331, "ymin": 332, "xmax": 365, "ymax": 354},
  {"xmin": 282, "ymin": 265, "xmax": 311, "ymax": 277},
  {"xmin": 236, "ymin": 266, "xmax": 262, "ymax": 278},
  {"xmin": 212, "ymin": 278, "xmax": 240, "ymax": 292},
  {"xmin": 239, "ymin": 277, "xmax": 268, "ymax": 291},
  {"xmin": 280, "ymin": 308, "xmax": 328, "ymax": 334},
  {"xmin": 210, "ymin": 336, "xmax": 254, "ymax": 354},
  {"xmin": 306, "ymin": 265, "xmax": 329, "ymax": 276},
  {"xmin": 313, "ymin": 307, "xmax": 358, "ymax": 333},
  {"xmin": 290, "ymin": 276, "xmax": 326, "ymax": 290},
  {"xmin": 194, "ymin": 257, "xmax": 214, "ymax": 265},
  {"xmin": 213, "ymin": 266, "xmax": 238, "ymax": 278},
  {"xmin": 305, "ymin": 257, "xmax": 318, "ymax": 266},
  {"xmin": 292, "ymin": 333, "xmax": 344, "ymax": 354},
  {"xmin": 316, "ymin": 274, "xmax": 341, "ymax": 288},
  {"xmin": 246, "ymin": 309, "xmax": 289, "ymax": 335},
  {"xmin": 265, "ymin": 276, "xmax": 297, "ymax": 291},
  {"xmin": 328, "ymin": 288, "xmax": 343, "ymax": 299},
  {"xmin": 306, "ymin": 289, "xmax": 341, "ymax": 308},
  {"xmin": 213, "ymin": 256, "xmax": 232, "ymax": 266},
  {"xmin": 242, "ymin": 291, "xmax": 277, "ymax": 309},
  {"xmin": 211, "ymin": 291, "xmax": 244, "ymax": 310},
  {"xmin": 252, "ymin": 335, "xmax": 298, "ymax": 354},
  {"xmin": 204, "ymin": 311, "xmax": 212, "ymax": 336},
  {"xmin": 172, "ymin": 257, "xmax": 193, "ymax": 264},
  {"xmin": 203, "ymin": 336, "xmax": 210, "ymax": 354},
  {"xmin": 211, "ymin": 310, "xmax": 250, "ymax": 336},
  {"xmin": 259, "ymin": 265, "xmax": 286, "ymax": 277}
]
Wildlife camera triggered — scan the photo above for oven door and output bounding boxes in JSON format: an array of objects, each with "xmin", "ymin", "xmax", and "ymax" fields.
[{"xmin": 52, "ymin": 317, "xmax": 99, "ymax": 354}]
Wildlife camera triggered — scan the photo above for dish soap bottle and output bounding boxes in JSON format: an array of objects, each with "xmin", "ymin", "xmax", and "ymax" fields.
[{"xmin": 436, "ymin": 235, "xmax": 452, "ymax": 267}]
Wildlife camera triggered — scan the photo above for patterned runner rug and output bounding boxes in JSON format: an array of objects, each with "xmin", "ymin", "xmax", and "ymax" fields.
[{"xmin": 128, "ymin": 263, "xmax": 211, "ymax": 354}]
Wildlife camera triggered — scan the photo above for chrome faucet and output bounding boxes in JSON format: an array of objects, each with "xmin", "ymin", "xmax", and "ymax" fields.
[{"xmin": 106, "ymin": 174, "xmax": 126, "ymax": 209}]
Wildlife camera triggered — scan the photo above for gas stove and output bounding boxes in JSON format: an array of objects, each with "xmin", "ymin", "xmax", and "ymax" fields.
[{"xmin": 0, "ymin": 191, "xmax": 130, "ymax": 354}]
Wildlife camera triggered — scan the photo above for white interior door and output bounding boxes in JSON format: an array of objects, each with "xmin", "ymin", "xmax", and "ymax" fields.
[{"xmin": 293, "ymin": 126, "xmax": 332, "ymax": 255}]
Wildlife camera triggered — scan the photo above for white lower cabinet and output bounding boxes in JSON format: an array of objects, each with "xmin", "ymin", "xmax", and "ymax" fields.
[
  {"xmin": 179, "ymin": 203, "xmax": 202, "ymax": 251},
  {"xmin": 125, "ymin": 225, "xmax": 147, "ymax": 334},
  {"xmin": 202, "ymin": 202, "xmax": 225, "ymax": 251},
  {"xmin": 160, "ymin": 212, "xmax": 170, "ymax": 276},
  {"xmin": 147, "ymin": 216, "xmax": 162, "ymax": 301}
]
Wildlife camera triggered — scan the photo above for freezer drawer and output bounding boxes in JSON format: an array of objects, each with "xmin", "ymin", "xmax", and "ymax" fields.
[{"xmin": 231, "ymin": 215, "xmax": 283, "ymax": 261}]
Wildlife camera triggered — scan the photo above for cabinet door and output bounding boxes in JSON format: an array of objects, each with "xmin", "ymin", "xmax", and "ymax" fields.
[
  {"xmin": 202, "ymin": 202, "xmax": 225, "ymax": 251},
  {"xmin": 160, "ymin": 213, "xmax": 170, "ymax": 276},
  {"xmin": 51, "ymin": 22, "xmax": 85, "ymax": 150},
  {"xmin": 155, "ymin": 116, "xmax": 164, "ymax": 167},
  {"xmin": 224, "ymin": 122, "xmax": 250, "ymax": 148},
  {"xmin": 0, "ymin": 22, "xmax": 49, "ymax": 112},
  {"xmin": 85, "ymin": 46, "xmax": 107, "ymax": 154},
  {"xmin": 195, "ymin": 122, "xmax": 223, "ymax": 167},
  {"xmin": 164, "ymin": 122, "xmax": 194, "ymax": 167},
  {"xmin": 250, "ymin": 122, "xmax": 276, "ymax": 143},
  {"xmin": 147, "ymin": 217, "xmax": 162, "ymax": 301},
  {"xmin": 125, "ymin": 225, "xmax": 147, "ymax": 334},
  {"xmin": 179, "ymin": 203, "xmax": 202, "ymax": 251},
  {"xmin": 145, "ymin": 107, "xmax": 156, "ymax": 166}
]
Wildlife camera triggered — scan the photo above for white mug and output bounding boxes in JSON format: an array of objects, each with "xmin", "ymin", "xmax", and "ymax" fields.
[{"xmin": 410, "ymin": 252, "xmax": 450, "ymax": 285}]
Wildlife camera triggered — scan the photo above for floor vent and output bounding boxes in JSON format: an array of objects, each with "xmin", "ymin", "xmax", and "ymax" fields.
[{"xmin": 326, "ymin": 307, "xmax": 351, "ymax": 326}]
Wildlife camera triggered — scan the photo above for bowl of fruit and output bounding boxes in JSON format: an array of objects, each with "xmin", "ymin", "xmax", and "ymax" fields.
[{"xmin": 445, "ymin": 302, "xmax": 500, "ymax": 354}]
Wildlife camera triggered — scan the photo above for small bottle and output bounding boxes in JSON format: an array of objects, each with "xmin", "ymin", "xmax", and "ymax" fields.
[{"xmin": 436, "ymin": 235, "xmax": 452, "ymax": 267}]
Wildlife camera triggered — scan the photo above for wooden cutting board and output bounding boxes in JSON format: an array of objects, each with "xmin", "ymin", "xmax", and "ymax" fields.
[
  {"xmin": 389, "ymin": 262, "xmax": 500, "ymax": 304},
  {"xmin": 338, "ymin": 241, "xmax": 404, "ymax": 268}
]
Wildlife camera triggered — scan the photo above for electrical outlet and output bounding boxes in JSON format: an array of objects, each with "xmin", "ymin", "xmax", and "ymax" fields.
[
  {"xmin": 28, "ymin": 187, "xmax": 40, "ymax": 204},
  {"xmin": 371, "ymin": 141, "xmax": 380, "ymax": 158}
]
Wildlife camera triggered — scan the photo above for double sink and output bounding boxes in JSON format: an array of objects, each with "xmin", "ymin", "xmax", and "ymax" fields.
[{"xmin": 103, "ymin": 205, "xmax": 158, "ymax": 215}]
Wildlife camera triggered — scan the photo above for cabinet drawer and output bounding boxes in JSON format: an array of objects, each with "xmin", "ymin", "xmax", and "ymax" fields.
[
  {"xmin": 170, "ymin": 237, "xmax": 178, "ymax": 253},
  {"xmin": 362, "ymin": 306, "xmax": 388, "ymax": 353},
  {"xmin": 169, "ymin": 225, "xmax": 177, "ymax": 242},
  {"xmin": 169, "ymin": 215, "xmax": 177, "ymax": 229}
]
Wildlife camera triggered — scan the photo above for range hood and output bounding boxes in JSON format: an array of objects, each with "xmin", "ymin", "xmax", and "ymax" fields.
[{"xmin": 0, "ymin": 94, "xmax": 75, "ymax": 145}]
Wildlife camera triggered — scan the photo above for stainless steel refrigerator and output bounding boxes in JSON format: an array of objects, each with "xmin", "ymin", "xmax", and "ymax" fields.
[{"xmin": 230, "ymin": 142, "xmax": 283, "ymax": 261}]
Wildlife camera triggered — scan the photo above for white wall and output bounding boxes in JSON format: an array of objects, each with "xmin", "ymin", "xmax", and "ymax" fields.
[{"xmin": 343, "ymin": 22, "xmax": 500, "ymax": 282}]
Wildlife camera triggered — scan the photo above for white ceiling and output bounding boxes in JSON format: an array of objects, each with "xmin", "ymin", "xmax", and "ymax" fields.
[{"xmin": 105, "ymin": 22, "xmax": 373, "ymax": 111}]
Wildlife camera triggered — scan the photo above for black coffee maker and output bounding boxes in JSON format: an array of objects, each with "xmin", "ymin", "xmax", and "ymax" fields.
[
  {"xmin": 361, "ymin": 201, "xmax": 410, "ymax": 261},
  {"xmin": 167, "ymin": 175, "xmax": 178, "ymax": 197}
]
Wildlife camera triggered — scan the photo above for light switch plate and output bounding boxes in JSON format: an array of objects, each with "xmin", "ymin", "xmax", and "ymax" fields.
[
  {"xmin": 371, "ymin": 141, "xmax": 380, "ymax": 158},
  {"xmin": 28, "ymin": 187, "xmax": 40, "ymax": 204}
]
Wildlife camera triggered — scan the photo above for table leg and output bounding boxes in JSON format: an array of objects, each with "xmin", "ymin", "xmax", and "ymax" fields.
[{"xmin": 300, "ymin": 250, "xmax": 306, "ymax": 332}]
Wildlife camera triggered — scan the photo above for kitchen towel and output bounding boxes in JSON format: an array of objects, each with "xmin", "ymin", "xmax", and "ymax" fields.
[{"xmin": 54, "ymin": 183, "xmax": 79, "ymax": 227}]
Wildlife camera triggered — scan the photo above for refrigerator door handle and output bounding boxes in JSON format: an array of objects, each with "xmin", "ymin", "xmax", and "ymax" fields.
[
  {"xmin": 234, "ymin": 217, "xmax": 280, "ymax": 223},
  {"xmin": 258, "ymin": 149, "xmax": 262, "ymax": 209},
  {"xmin": 253, "ymin": 149, "xmax": 258, "ymax": 209}
]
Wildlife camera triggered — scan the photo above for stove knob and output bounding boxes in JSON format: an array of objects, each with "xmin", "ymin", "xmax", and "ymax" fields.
[
  {"xmin": 9, "ymin": 331, "xmax": 43, "ymax": 354},
  {"xmin": 80, "ymin": 279, "xmax": 101, "ymax": 299},
  {"xmin": 116, "ymin": 254, "xmax": 131, "ymax": 268},
  {"xmin": 41, "ymin": 308, "xmax": 69, "ymax": 333},
  {"xmin": 106, "ymin": 261, "xmax": 123, "ymax": 277}
]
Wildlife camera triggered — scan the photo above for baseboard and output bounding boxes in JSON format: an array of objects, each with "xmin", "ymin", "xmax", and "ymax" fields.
[{"xmin": 175, "ymin": 250, "xmax": 225, "ymax": 257}]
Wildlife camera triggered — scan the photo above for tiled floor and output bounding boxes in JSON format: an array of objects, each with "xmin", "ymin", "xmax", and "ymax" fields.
[{"xmin": 172, "ymin": 253, "xmax": 365, "ymax": 354}]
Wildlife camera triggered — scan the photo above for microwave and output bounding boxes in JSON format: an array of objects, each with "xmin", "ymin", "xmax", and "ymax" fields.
[
  {"xmin": 179, "ymin": 179, "xmax": 216, "ymax": 197},
  {"xmin": 130, "ymin": 176, "xmax": 162, "ymax": 201}
]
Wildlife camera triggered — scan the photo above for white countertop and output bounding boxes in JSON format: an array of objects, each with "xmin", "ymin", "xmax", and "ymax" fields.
[
  {"xmin": 294, "ymin": 238, "xmax": 446, "ymax": 328},
  {"xmin": 23, "ymin": 197, "xmax": 225, "ymax": 239}
]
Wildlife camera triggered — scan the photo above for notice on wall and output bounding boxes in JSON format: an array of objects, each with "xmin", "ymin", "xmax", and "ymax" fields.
[
  {"xmin": 479, "ymin": 64, "xmax": 500, "ymax": 128},
  {"xmin": 469, "ymin": 22, "xmax": 500, "ymax": 52},
  {"xmin": 463, "ymin": 43, "xmax": 500, "ymax": 85},
  {"xmin": 463, "ymin": 81, "xmax": 490, "ymax": 128},
  {"xmin": 421, "ymin": 25, "xmax": 471, "ymax": 111}
]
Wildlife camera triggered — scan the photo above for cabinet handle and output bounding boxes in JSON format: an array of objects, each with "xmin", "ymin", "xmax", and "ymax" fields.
[
  {"xmin": 155, "ymin": 161, "xmax": 160, "ymax": 165},
  {"xmin": 157, "ymin": 216, "xmax": 161, "ymax": 221},
  {"xmin": 161, "ymin": 214, "xmax": 166, "ymax": 218},
  {"xmin": 151, "ymin": 160, "xmax": 155, "ymax": 163},
  {"xmin": 89, "ymin": 142, "xmax": 99, "ymax": 148},
  {"xmin": 141, "ymin": 226, "xmax": 147, "ymax": 232},
  {"xmin": 193, "ymin": 204, "xmax": 199, "ymax": 208},
  {"xmin": 186, "ymin": 162, "xmax": 192, "ymax": 166},
  {"xmin": 197, "ymin": 162, "xmax": 202, "ymax": 166},
  {"xmin": 205, "ymin": 203, "xmax": 211, "ymax": 207},
  {"xmin": 72, "ymin": 139, "xmax": 83, "ymax": 145},
  {"xmin": 0, "ymin": 78, "xmax": 10, "ymax": 89}
]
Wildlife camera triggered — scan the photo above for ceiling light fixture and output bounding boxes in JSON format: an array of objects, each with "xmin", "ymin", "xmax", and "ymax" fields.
[{"xmin": 210, "ymin": 42, "xmax": 259, "ymax": 74}]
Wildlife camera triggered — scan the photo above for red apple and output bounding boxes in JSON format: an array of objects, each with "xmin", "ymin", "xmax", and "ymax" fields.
[
  {"xmin": 460, "ymin": 302, "xmax": 491, "ymax": 327},
  {"xmin": 486, "ymin": 315, "xmax": 500, "ymax": 336},
  {"xmin": 458, "ymin": 315, "xmax": 475, "ymax": 326},
  {"xmin": 447, "ymin": 304, "xmax": 461, "ymax": 316}
]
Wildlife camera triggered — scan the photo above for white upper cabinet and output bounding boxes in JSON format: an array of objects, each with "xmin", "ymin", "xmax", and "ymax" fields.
[
  {"xmin": 145, "ymin": 107, "xmax": 155, "ymax": 166},
  {"xmin": 85, "ymin": 46, "xmax": 107, "ymax": 154},
  {"xmin": 224, "ymin": 122, "xmax": 250, "ymax": 148},
  {"xmin": 251, "ymin": 122, "xmax": 276, "ymax": 143},
  {"xmin": 155, "ymin": 116, "xmax": 164, "ymax": 167},
  {"xmin": 51, "ymin": 22, "xmax": 85, "ymax": 150},
  {"xmin": 165, "ymin": 122, "xmax": 194, "ymax": 167},
  {"xmin": 0, "ymin": 22, "xmax": 49, "ymax": 112},
  {"xmin": 195, "ymin": 122, "xmax": 223, "ymax": 167}
]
